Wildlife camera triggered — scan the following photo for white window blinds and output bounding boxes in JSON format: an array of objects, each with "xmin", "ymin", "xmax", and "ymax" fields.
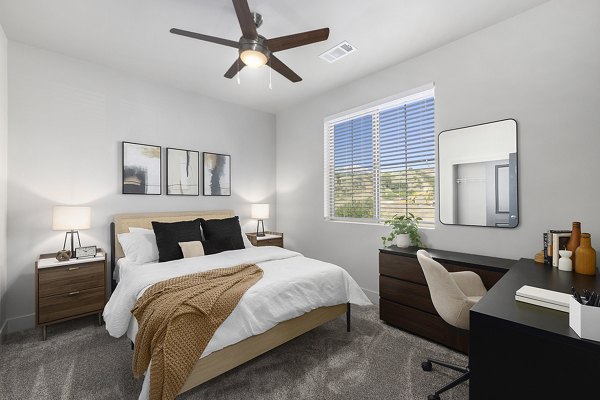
[{"xmin": 324, "ymin": 87, "xmax": 435, "ymax": 225}]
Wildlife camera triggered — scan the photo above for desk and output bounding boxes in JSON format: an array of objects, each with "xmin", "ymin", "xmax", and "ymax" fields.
[{"xmin": 470, "ymin": 258, "xmax": 600, "ymax": 399}]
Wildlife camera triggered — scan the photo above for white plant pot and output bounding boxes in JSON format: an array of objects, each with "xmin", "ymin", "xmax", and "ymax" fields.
[{"xmin": 395, "ymin": 234, "xmax": 410, "ymax": 248}]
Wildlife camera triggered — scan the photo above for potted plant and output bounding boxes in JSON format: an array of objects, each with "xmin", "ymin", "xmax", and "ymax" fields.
[{"xmin": 381, "ymin": 213, "xmax": 424, "ymax": 248}]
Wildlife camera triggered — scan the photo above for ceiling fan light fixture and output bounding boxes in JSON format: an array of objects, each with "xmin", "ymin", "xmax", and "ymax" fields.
[
  {"xmin": 239, "ymin": 36, "xmax": 270, "ymax": 68},
  {"xmin": 240, "ymin": 49, "xmax": 268, "ymax": 68}
]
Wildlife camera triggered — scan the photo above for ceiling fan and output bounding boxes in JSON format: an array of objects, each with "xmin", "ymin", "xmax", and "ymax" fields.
[{"xmin": 170, "ymin": 0, "xmax": 330, "ymax": 83}]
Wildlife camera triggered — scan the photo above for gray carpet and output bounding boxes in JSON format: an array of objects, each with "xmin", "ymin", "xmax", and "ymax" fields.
[{"xmin": 0, "ymin": 306, "xmax": 468, "ymax": 400}]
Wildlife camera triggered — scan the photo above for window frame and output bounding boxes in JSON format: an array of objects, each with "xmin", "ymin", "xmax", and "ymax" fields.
[{"xmin": 323, "ymin": 84, "xmax": 435, "ymax": 225}]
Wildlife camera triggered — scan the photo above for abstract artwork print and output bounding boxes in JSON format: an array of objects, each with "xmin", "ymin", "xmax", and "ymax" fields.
[
  {"xmin": 167, "ymin": 148, "xmax": 199, "ymax": 196},
  {"xmin": 122, "ymin": 142, "xmax": 161, "ymax": 195},
  {"xmin": 203, "ymin": 152, "xmax": 231, "ymax": 196}
]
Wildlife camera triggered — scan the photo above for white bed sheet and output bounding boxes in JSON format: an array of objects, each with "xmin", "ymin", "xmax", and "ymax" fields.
[{"xmin": 103, "ymin": 246, "xmax": 371, "ymax": 399}]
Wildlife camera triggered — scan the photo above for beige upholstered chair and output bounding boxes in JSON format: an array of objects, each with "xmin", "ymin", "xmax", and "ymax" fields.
[{"xmin": 416, "ymin": 250, "xmax": 487, "ymax": 400}]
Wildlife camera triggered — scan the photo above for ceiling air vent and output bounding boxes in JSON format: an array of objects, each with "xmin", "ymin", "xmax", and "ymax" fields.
[{"xmin": 319, "ymin": 41, "xmax": 357, "ymax": 63}]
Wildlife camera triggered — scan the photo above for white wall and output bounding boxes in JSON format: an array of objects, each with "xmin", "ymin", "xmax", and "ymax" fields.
[
  {"xmin": 276, "ymin": 0, "xmax": 600, "ymax": 300},
  {"xmin": 6, "ymin": 42, "xmax": 276, "ymax": 332},
  {"xmin": 0, "ymin": 23, "xmax": 8, "ymax": 338}
]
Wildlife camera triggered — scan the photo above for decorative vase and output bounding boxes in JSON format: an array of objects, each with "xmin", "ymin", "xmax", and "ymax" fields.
[
  {"xmin": 566, "ymin": 221, "xmax": 582, "ymax": 266},
  {"xmin": 395, "ymin": 234, "xmax": 411, "ymax": 248},
  {"xmin": 575, "ymin": 233, "xmax": 596, "ymax": 275},
  {"xmin": 558, "ymin": 250, "xmax": 573, "ymax": 271}
]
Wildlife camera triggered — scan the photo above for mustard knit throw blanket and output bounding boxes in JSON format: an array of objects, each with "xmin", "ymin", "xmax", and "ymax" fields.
[{"xmin": 132, "ymin": 264, "xmax": 263, "ymax": 400}]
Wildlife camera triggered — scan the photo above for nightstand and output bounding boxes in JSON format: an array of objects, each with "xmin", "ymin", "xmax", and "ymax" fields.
[
  {"xmin": 35, "ymin": 249, "xmax": 107, "ymax": 340},
  {"xmin": 246, "ymin": 231, "xmax": 284, "ymax": 248}
]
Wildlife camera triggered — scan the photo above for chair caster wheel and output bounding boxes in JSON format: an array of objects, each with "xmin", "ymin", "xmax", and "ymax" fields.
[
  {"xmin": 427, "ymin": 395, "xmax": 440, "ymax": 400},
  {"xmin": 421, "ymin": 361, "xmax": 433, "ymax": 371}
]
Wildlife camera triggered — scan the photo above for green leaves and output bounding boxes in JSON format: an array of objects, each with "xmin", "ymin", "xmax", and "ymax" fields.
[{"xmin": 381, "ymin": 213, "xmax": 424, "ymax": 248}]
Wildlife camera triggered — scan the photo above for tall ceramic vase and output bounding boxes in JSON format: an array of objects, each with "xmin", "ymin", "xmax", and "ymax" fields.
[
  {"xmin": 575, "ymin": 233, "xmax": 596, "ymax": 276},
  {"xmin": 566, "ymin": 221, "xmax": 582, "ymax": 266}
]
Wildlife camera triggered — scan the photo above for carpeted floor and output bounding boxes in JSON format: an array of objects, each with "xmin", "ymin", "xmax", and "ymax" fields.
[{"xmin": 0, "ymin": 306, "xmax": 468, "ymax": 400}]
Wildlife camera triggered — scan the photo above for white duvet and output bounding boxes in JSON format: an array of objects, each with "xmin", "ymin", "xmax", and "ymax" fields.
[{"xmin": 103, "ymin": 246, "xmax": 371, "ymax": 399}]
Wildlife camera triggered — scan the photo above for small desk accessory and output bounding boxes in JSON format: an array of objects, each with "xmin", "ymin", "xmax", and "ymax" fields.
[
  {"xmin": 515, "ymin": 285, "xmax": 570, "ymax": 312},
  {"xmin": 558, "ymin": 250, "xmax": 573, "ymax": 271},
  {"xmin": 569, "ymin": 287, "xmax": 600, "ymax": 341}
]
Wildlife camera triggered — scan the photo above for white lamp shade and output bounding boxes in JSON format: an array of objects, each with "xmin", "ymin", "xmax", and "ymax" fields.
[
  {"xmin": 52, "ymin": 206, "xmax": 91, "ymax": 230},
  {"xmin": 251, "ymin": 204, "xmax": 269, "ymax": 220}
]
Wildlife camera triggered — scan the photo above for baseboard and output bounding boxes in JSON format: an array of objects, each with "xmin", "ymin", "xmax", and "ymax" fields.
[
  {"xmin": 5, "ymin": 313, "xmax": 35, "ymax": 334},
  {"xmin": 361, "ymin": 287, "xmax": 379, "ymax": 305}
]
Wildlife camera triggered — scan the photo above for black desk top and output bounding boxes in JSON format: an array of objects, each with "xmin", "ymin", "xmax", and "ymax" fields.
[
  {"xmin": 471, "ymin": 258, "xmax": 600, "ymax": 347},
  {"xmin": 380, "ymin": 246, "xmax": 515, "ymax": 272}
]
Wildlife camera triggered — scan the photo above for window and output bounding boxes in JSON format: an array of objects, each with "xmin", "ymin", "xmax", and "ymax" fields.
[{"xmin": 324, "ymin": 86, "xmax": 435, "ymax": 225}]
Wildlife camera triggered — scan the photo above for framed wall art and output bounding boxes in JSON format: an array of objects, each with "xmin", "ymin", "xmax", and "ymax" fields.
[
  {"xmin": 166, "ymin": 147, "xmax": 200, "ymax": 196},
  {"xmin": 203, "ymin": 152, "xmax": 231, "ymax": 196},
  {"xmin": 122, "ymin": 141, "xmax": 161, "ymax": 195}
]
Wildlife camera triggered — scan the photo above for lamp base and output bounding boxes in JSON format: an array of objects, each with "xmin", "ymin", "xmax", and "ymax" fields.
[
  {"xmin": 256, "ymin": 220, "xmax": 265, "ymax": 237},
  {"xmin": 63, "ymin": 230, "xmax": 81, "ymax": 254}
]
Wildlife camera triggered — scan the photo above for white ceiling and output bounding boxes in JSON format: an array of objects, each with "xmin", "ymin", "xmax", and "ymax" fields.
[{"xmin": 0, "ymin": 0, "xmax": 549, "ymax": 113}]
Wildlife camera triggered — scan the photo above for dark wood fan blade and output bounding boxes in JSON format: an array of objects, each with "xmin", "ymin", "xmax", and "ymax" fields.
[
  {"xmin": 269, "ymin": 55, "xmax": 302, "ymax": 83},
  {"xmin": 267, "ymin": 28, "xmax": 330, "ymax": 52},
  {"xmin": 232, "ymin": 0, "xmax": 257, "ymax": 39},
  {"xmin": 170, "ymin": 28, "xmax": 239, "ymax": 48},
  {"xmin": 224, "ymin": 58, "xmax": 245, "ymax": 79}
]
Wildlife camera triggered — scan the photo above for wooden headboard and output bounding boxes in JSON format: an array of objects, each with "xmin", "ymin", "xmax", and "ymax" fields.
[{"xmin": 109, "ymin": 210, "xmax": 234, "ymax": 290}]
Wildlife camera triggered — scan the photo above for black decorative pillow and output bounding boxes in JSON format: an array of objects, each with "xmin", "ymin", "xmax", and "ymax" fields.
[
  {"xmin": 200, "ymin": 216, "xmax": 245, "ymax": 250},
  {"xmin": 201, "ymin": 238, "xmax": 237, "ymax": 255},
  {"xmin": 152, "ymin": 219, "xmax": 203, "ymax": 262}
]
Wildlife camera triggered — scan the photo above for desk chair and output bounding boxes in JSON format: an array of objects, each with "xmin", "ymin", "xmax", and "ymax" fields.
[{"xmin": 416, "ymin": 250, "xmax": 487, "ymax": 400}]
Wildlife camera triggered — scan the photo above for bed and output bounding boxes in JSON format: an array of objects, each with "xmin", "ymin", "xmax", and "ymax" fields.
[{"xmin": 103, "ymin": 210, "xmax": 371, "ymax": 398}]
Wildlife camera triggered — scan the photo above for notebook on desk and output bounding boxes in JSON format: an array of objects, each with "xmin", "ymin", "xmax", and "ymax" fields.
[{"xmin": 515, "ymin": 285, "xmax": 571, "ymax": 312}]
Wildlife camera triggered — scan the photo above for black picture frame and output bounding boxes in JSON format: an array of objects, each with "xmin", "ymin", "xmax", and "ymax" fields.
[
  {"xmin": 166, "ymin": 147, "xmax": 200, "ymax": 196},
  {"xmin": 122, "ymin": 141, "xmax": 162, "ymax": 195},
  {"xmin": 203, "ymin": 152, "xmax": 231, "ymax": 196}
]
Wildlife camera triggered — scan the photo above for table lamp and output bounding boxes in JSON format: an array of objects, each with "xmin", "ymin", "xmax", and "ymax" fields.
[
  {"xmin": 251, "ymin": 203, "xmax": 269, "ymax": 237},
  {"xmin": 52, "ymin": 206, "xmax": 91, "ymax": 254}
]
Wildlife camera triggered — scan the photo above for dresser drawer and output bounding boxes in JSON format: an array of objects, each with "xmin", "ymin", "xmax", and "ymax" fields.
[
  {"xmin": 379, "ymin": 253, "xmax": 426, "ymax": 285},
  {"xmin": 38, "ymin": 262, "xmax": 105, "ymax": 297},
  {"xmin": 380, "ymin": 298, "xmax": 469, "ymax": 353},
  {"xmin": 379, "ymin": 276, "xmax": 436, "ymax": 314},
  {"xmin": 38, "ymin": 287, "xmax": 105, "ymax": 324}
]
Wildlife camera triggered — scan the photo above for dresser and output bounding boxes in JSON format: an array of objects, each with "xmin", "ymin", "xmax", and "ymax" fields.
[
  {"xmin": 379, "ymin": 246, "xmax": 514, "ymax": 353},
  {"xmin": 35, "ymin": 250, "xmax": 107, "ymax": 340}
]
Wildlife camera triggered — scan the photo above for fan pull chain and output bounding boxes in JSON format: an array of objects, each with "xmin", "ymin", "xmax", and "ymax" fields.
[
  {"xmin": 237, "ymin": 59, "xmax": 241, "ymax": 85},
  {"xmin": 269, "ymin": 59, "xmax": 272, "ymax": 90}
]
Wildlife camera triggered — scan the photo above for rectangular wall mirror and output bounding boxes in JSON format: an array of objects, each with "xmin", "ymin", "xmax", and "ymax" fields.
[{"xmin": 438, "ymin": 119, "xmax": 518, "ymax": 228}]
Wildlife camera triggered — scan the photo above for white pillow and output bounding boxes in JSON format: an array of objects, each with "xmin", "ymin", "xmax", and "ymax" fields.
[{"xmin": 117, "ymin": 230, "xmax": 159, "ymax": 264}]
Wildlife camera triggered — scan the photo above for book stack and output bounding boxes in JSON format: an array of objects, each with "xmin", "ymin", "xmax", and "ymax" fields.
[{"xmin": 543, "ymin": 229, "xmax": 572, "ymax": 267}]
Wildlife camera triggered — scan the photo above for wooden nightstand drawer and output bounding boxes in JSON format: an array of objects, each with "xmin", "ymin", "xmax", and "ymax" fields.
[
  {"xmin": 38, "ymin": 261, "xmax": 105, "ymax": 297},
  {"xmin": 257, "ymin": 238, "xmax": 282, "ymax": 247},
  {"xmin": 246, "ymin": 231, "xmax": 284, "ymax": 248},
  {"xmin": 38, "ymin": 287, "xmax": 105, "ymax": 324}
]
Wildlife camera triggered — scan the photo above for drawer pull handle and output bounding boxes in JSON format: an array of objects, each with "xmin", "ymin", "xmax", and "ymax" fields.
[
  {"xmin": 67, "ymin": 291, "xmax": 80, "ymax": 296},
  {"xmin": 68, "ymin": 267, "xmax": 79, "ymax": 271}
]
